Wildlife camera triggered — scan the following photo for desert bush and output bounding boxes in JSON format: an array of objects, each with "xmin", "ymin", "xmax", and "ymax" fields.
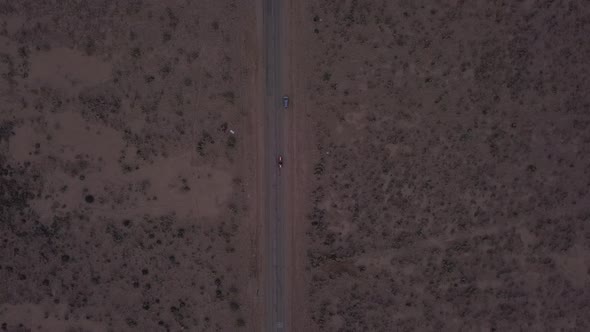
[
  {"xmin": 227, "ymin": 135, "xmax": 236, "ymax": 148},
  {"xmin": 222, "ymin": 91, "xmax": 236, "ymax": 104}
]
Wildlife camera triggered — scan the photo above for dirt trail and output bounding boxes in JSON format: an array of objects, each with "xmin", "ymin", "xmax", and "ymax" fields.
[{"xmin": 286, "ymin": 0, "xmax": 316, "ymax": 330}]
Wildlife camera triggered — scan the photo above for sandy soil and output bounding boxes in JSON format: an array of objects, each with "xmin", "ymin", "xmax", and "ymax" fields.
[
  {"xmin": 290, "ymin": 1, "xmax": 590, "ymax": 331},
  {"xmin": 0, "ymin": 1, "xmax": 261, "ymax": 331}
]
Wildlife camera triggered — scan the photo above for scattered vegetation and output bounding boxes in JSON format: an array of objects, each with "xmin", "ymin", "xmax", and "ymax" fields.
[
  {"xmin": 0, "ymin": 0, "xmax": 253, "ymax": 331},
  {"xmin": 303, "ymin": 0, "xmax": 590, "ymax": 330}
]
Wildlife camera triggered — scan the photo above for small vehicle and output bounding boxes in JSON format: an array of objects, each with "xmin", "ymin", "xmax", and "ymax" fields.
[
  {"xmin": 282, "ymin": 95, "xmax": 289, "ymax": 109},
  {"xmin": 278, "ymin": 155, "xmax": 283, "ymax": 169}
]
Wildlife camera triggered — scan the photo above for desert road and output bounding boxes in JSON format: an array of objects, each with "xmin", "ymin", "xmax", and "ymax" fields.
[{"xmin": 264, "ymin": 0, "xmax": 287, "ymax": 330}]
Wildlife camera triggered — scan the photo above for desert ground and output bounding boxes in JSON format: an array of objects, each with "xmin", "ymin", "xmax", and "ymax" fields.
[
  {"xmin": 2, "ymin": 0, "xmax": 590, "ymax": 332},
  {"xmin": 290, "ymin": 0, "xmax": 590, "ymax": 331},
  {"xmin": 0, "ymin": 1, "xmax": 262, "ymax": 331}
]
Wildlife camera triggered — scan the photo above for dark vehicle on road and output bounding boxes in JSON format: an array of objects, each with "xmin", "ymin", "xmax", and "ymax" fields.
[{"xmin": 282, "ymin": 95, "xmax": 289, "ymax": 109}]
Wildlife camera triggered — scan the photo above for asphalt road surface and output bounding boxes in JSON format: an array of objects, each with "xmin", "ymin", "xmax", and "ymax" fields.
[{"xmin": 264, "ymin": 0, "xmax": 286, "ymax": 330}]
